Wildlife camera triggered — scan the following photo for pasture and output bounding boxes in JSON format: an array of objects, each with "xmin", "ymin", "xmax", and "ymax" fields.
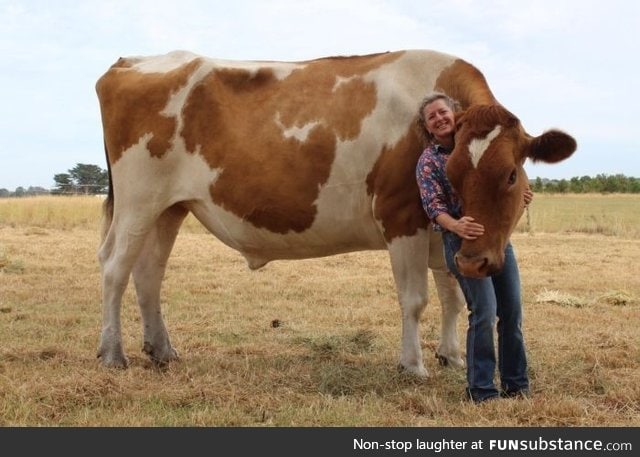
[{"xmin": 1, "ymin": 194, "xmax": 639, "ymax": 426}]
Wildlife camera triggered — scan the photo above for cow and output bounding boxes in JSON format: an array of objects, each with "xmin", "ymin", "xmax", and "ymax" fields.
[{"xmin": 95, "ymin": 49, "xmax": 575, "ymax": 377}]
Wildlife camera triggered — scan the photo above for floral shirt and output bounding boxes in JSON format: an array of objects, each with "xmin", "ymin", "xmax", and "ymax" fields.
[{"xmin": 415, "ymin": 144, "xmax": 462, "ymax": 232}]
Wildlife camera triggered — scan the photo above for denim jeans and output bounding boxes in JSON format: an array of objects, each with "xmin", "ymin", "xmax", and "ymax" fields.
[{"xmin": 442, "ymin": 232, "xmax": 529, "ymax": 402}]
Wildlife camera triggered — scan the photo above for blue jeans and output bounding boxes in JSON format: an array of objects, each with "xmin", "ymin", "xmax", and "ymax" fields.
[{"xmin": 442, "ymin": 232, "xmax": 529, "ymax": 402}]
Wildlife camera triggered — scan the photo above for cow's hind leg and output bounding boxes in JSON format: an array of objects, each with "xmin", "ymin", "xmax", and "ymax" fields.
[
  {"xmin": 132, "ymin": 204, "xmax": 188, "ymax": 365},
  {"xmin": 388, "ymin": 233, "xmax": 430, "ymax": 378},
  {"xmin": 98, "ymin": 213, "xmax": 155, "ymax": 368}
]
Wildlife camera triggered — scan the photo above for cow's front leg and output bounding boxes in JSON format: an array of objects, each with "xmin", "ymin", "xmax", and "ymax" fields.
[
  {"xmin": 388, "ymin": 233, "xmax": 430, "ymax": 378},
  {"xmin": 428, "ymin": 228, "xmax": 465, "ymax": 368},
  {"xmin": 431, "ymin": 269, "xmax": 465, "ymax": 368}
]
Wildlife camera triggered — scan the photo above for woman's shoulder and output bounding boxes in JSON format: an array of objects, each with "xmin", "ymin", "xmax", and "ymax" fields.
[{"xmin": 417, "ymin": 145, "xmax": 439, "ymax": 165}]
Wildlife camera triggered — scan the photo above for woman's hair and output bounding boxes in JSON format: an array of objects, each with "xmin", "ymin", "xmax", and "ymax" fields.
[{"xmin": 416, "ymin": 92, "xmax": 460, "ymax": 146}]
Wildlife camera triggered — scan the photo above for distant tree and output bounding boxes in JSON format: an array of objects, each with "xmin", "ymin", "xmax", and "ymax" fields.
[
  {"xmin": 26, "ymin": 186, "xmax": 49, "ymax": 196},
  {"xmin": 610, "ymin": 174, "xmax": 631, "ymax": 193},
  {"xmin": 0, "ymin": 188, "xmax": 10, "ymax": 198},
  {"xmin": 578, "ymin": 175, "xmax": 592, "ymax": 193},
  {"xmin": 69, "ymin": 164, "xmax": 108, "ymax": 194},
  {"xmin": 53, "ymin": 173, "xmax": 74, "ymax": 194},
  {"xmin": 569, "ymin": 176, "xmax": 584, "ymax": 193},
  {"xmin": 52, "ymin": 164, "xmax": 108, "ymax": 195},
  {"xmin": 531, "ymin": 177, "xmax": 544, "ymax": 193},
  {"xmin": 14, "ymin": 186, "xmax": 26, "ymax": 197}
]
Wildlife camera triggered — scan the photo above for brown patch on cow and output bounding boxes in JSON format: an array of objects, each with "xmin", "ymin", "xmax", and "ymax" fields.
[
  {"xmin": 435, "ymin": 59, "xmax": 497, "ymax": 108},
  {"xmin": 456, "ymin": 105, "xmax": 519, "ymax": 137},
  {"xmin": 180, "ymin": 52, "xmax": 402, "ymax": 234},
  {"xmin": 366, "ymin": 127, "xmax": 428, "ymax": 241},
  {"xmin": 96, "ymin": 59, "xmax": 203, "ymax": 164}
]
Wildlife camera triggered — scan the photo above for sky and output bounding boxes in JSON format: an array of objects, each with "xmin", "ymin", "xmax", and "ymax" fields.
[{"xmin": 0, "ymin": 0, "xmax": 638, "ymax": 191}]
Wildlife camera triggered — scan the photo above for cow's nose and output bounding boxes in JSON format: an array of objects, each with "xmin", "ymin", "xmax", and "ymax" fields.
[{"xmin": 454, "ymin": 253, "xmax": 489, "ymax": 279}]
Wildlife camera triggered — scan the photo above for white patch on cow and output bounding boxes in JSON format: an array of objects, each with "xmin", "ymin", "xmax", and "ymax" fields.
[
  {"xmin": 274, "ymin": 112, "xmax": 320, "ymax": 142},
  {"xmin": 111, "ymin": 135, "xmax": 221, "ymax": 232},
  {"xmin": 468, "ymin": 125, "xmax": 502, "ymax": 168},
  {"xmin": 128, "ymin": 50, "xmax": 200, "ymax": 73},
  {"xmin": 162, "ymin": 61, "xmax": 214, "ymax": 119},
  {"xmin": 360, "ymin": 50, "xmax": 457, "ymax": 149},
  {"xmin": 333, "ymin": 75, "xmax": 357, "ymax": 92}
]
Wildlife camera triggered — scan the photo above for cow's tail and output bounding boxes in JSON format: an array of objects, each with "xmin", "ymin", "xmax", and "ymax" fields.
[{"xmin": 101, "ymin": 140, "xmax": 114, "ymax": 243}]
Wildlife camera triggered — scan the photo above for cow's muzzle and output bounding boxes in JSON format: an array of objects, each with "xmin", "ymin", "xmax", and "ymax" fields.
[{"xmin": 454, "ymin": 252, "xmax": 501, "ymax": 279}]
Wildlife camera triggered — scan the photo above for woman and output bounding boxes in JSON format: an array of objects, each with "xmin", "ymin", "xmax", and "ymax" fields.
[{"xmin": 415, "ymin": 92, "xmax": 531, "ymax": 403}]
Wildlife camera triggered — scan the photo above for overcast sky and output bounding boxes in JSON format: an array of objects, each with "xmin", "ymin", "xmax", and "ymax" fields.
[{"xmin": 0, "ymin": 0, "xmax": 637, "ymax": 190}]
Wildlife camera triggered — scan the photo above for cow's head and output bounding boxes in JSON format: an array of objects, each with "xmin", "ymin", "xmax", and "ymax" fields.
[{"xmin": 446, "ymin": 104, "xmax": 576, "ymax": 278}]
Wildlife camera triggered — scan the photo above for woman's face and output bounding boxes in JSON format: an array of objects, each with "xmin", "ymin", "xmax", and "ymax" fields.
[{"xmin": 423, "ymin": 99, "xmax": 455, "ymax": 145}]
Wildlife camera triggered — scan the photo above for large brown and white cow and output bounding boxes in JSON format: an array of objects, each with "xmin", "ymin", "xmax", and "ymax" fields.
[{"xmin": 96, "ymin": 49, "xmax": 575, "ymax": 376}]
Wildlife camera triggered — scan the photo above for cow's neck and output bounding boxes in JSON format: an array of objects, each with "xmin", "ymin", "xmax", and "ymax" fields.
[{"xmin": 435, "ymin": 59, "xmax": 498, "ymax": 109}]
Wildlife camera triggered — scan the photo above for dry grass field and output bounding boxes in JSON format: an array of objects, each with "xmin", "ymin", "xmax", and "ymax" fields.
[{"xmin": 0, "ymin": 195, "xmax": 639, "ymax": 426}]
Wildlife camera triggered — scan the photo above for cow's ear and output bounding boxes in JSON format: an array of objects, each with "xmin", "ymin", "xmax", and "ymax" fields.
[{"xmin": 528, "ymin": 129, "xmax": 577, "ymax": 164}]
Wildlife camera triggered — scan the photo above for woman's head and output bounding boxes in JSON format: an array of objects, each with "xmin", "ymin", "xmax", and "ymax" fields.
[{"xmin": 417, "ymin": 92, "xmax": 460, "ymax": 148}]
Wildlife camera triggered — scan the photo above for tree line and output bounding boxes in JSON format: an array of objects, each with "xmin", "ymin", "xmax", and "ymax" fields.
[
  {"xmin": 1, "ymin": 164, "xmax": 640, "ymax": 197},
  {"xmin": 530, "ymin": 174, "xmax": 640, "ymax": 193},
  {"xmin": 1, "ymin": 164, "xmax": 109, "ymax": 197}
]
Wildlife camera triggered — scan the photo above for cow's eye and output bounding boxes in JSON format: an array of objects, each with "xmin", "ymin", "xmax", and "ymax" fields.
[{"xmin": 508, "ymin": 169, "xmax": 517, "ymax": 185}]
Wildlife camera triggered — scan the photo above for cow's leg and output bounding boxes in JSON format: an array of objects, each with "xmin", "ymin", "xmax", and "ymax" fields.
[
  {"xmin": 431, "ymin": 269, "xmax": 465, "ymax": 368},
  {"xmin": 132, "ymin": 204, "xmax": 188, "ymax": 365},
  {"xmin": 427, "ymin": 227, "xmax": 465, "ymax": 368},
  {"xmin": 388, "ymin": 232, "xmax": 430, "ymax": 378},
  {"xmin": 97, "ymin": 212, "xmax": 156, "ymax": 368}
]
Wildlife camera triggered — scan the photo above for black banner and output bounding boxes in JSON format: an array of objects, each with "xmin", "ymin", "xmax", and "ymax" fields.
[{"xmin": 1, "ymin": 427, "xmax": 636, "ymax": 456}]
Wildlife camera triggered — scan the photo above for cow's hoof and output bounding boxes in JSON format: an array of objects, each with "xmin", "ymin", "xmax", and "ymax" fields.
[
  {"xmin": 142, "ymin": 341, "xmax": 179, "ymax": 366},
  {"xmin": 97, "ymin": 349, "xmax": 128, "ymax": 369},
  {"xmin": 436, "ymin": 352, "xmax": 464, "ymax": 369},
  {"xmin": 397, "ymin": 363, "xmax": 429, "ymax": 379}
]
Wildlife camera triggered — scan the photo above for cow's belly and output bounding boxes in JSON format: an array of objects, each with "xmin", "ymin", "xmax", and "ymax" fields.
[{"xmin": 187, "ymin": 191, "xmax": 387, "ymax": 269}]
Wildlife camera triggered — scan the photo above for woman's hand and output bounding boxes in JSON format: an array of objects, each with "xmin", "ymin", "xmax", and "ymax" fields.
[
  {"xmin": 524, "ymin": 188, "xmax": 534, "ymax": 207},
  {"xmin": 454, "ymin": 216, "xmax": 485, "ymax": 240}
]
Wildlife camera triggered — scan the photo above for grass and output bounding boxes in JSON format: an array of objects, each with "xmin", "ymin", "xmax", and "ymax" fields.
[
  {"xmin": 516, "ymin": 193, "xmax": 640, "ymax": 238},
  {"xmin": 0, "ymin": 195, "xmax": 639, "ymax": 426}
]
